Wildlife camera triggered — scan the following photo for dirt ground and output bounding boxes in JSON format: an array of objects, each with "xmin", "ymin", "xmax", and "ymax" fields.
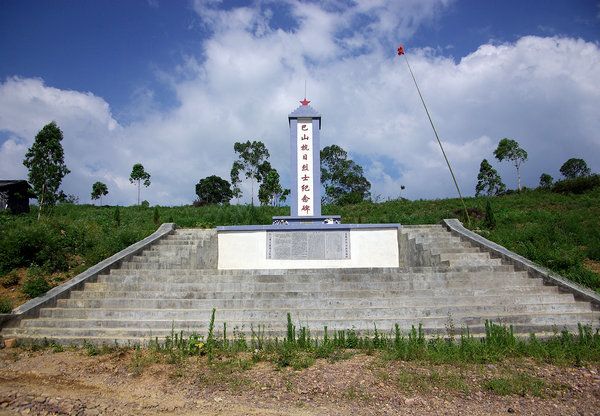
[{"xmin": 0, "ymin": 347, "xmax": 599, "ymax": 416}]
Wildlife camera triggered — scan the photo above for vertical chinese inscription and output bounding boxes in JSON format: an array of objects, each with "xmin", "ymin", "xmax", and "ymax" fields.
[{"xmin": 296, "ymin": 119, "xmax": 313, "ymax": 216}]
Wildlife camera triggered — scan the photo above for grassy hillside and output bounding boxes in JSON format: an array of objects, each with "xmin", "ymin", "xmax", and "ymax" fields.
[{"xmin": 1, "ymin": 187, "xmax": 599, "ymax": 311}]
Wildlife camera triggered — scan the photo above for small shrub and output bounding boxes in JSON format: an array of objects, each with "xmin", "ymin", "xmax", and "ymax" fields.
[
  {"xmin": 141, "ymin": 200, "xmax": 150, "ymax": 208},
  {"xmin": 22, "ymin": 274, "xmax": 50, "ymax": 298},
  {"xmin": 1, "ymin": 270, "xmax": 19, "ymax": 288},
  {"xmin": 484, "ymin": 200, "xmax": 496, "ymax": 229},
  {"xmin": 0, "ymin": 297, "xmax": 13, "ymax": 313}
]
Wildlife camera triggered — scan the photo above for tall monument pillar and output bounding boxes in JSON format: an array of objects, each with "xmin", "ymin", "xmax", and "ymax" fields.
[{"xmin": 288, "ymin": 98, "xmax": 322, "ymax": 217}]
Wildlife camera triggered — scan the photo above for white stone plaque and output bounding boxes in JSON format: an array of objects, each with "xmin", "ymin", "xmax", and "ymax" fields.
[{"xmin": 267, "ymin": 231, "xmax": 350, "ymax": 260}]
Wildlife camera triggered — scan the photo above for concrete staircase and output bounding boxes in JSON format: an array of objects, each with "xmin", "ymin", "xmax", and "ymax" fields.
[{"xmin": 3, "ymin": 226, "xmax": 599, "ymax": 344}]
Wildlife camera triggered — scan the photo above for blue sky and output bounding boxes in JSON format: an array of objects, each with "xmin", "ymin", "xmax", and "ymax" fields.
[{"xmin": 1, "ymin": 0, "xmax": 599, "ymax": 205}]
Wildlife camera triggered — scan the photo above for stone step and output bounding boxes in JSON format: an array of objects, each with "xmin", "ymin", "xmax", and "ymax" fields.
[
  {"xmin": 86, "ymin": 276, "xmax": 541, "ymax": 292},
  {"xmin": 429, "ymin": 247, "xmax": 480, "ymax": 254},
  {"xmin": 104, "ymin": 266, "xmax": 518, "ymax": 280},
  {"xmin": 7, "ymin": 312, "xmax": 599, "ymax": 341},
  {"xmin": 439, "ymin": 252, "xmax": 501, "ymax": 263},
  {"xmin": 71, "ymin": 285, "xmax": 556, "ymax": 301},
  {"xmin": 157, "ymin": 239, "xmax": 199, "ymax": 244},
  {"xmin": 413, "ymin": 236, "xmax": 464, "ymax": 244},
  {"xmin": 142, "ymin": 246, "xmax": 196, "ymax": 257},
  {"xmin": 36, "ymin": 301, "xmax": 592, "ymax": 322},
  {"xmin": 402, "ymin": 227, "xmax": 448, "ymax": 233},
  {"xmin": 130, "ymin": 254, "xmax": 192, "ymax": 263},
  {"xmin": 165, "ymin": 234, "xmax": 207, "ymax": 240},
  {"xmin": 105, "ymin": 265, "xmax": 516, "ymax": 276},
  {"xmin": 97, "ymin": 270, "xmax": 529, "ymax": 284},
  {"xmin": 119, "ymin": 262, "xmax": 190, "ymax": 270},
  {"xmin": 55, "ymin": 293, "xmax": 576, "ymax": 310}
]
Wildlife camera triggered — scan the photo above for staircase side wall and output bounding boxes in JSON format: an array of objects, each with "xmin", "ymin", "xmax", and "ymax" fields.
[
  {"xmin": 443, "ymin": 218, "xmax": 600, "ymax": 309},
  {"xmin": 398, "ymin": 227, "xmax": 441, "ymax": 267}
]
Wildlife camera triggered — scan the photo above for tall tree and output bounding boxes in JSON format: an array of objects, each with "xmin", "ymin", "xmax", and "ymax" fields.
[
  {"xmin": 129, "ymin": 163, "xmax": 151, "ymax": 205},
  {"xmin": 23, "ymin": 121, "xmax": 71, "ymax": 220},
  {"xmin": 258, "ymin": 168, "xmax": 290, "ymax": 206},
  {"xmin": 196, "ymin": 175, "xmax": 233, "ymax": 205},
  {"xmin": 230, "ymin": 140, "xmax": 271, "ymax": 205},
  {"xmin": 320, "ymin": 144, "xmax": 371, "ymax": 205},
  {"xmin": 493, "ymin": 138, "xmax": 528, "ymax": 191},
  {"xmin": 559, "ymin": 158, "xmax": 591, "ymax": 179},
  {"xmin": 91, "ymin": 181, "xmax": 109, "ymax": 205},
  {"xmin": 475, "ymin": 159, "xmax": 506, "ymax": 196}
]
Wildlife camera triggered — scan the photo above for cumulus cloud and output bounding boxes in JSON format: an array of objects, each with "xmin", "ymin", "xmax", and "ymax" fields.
[{"xmin": 0, "ymin": 2, "xmax": 599, "ymax": 206}]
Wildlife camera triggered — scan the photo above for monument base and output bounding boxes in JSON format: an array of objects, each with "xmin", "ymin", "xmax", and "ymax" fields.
[{"xmin": 216, "ymin": 223, "xmax": 401, "ymax": 270}]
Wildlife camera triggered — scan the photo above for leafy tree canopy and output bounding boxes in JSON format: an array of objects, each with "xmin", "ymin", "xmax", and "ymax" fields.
[
  {"xmin": 258, "ymin": 168, "xmax": 290, "ymax": 206},
  {"xmin": 559, "ymin": 158, "xmax": 591, "ymax": 179},
  {"xmin": 91, "ymin": 181, "xmax": 109, "ymax": 205},
  {"xmin": 230, "ymin": 140, "xmax": 271, "ymax": 205},
  {"xmin": 196, "ymin": 175, "xmax": 233, "ymax": 205},
  {"xmin": 320, "ymin": 144, "xmax": 371, "ymax": 205},
  {"xmin": 475, "ymin": 159, "xmax": 506, "ymax": 197},
  {"xmin": 493, "ymin": 138, "xmax": 527, "ymax": 191},
  {"xmin": 23, "ymin": 121, "xmax": 71, "ymax": 219},
  {"xmin": 538, "ymin": 173, "xmax": 553, "ymax": 189},
  {"xmin": 129, "ymin": 163, "xmax": 151, "ymax": 205}
]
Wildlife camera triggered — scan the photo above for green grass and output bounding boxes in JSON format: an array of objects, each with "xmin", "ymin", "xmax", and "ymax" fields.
[
  {"xmin": 138, "ymin": 317, "xmax": 600, "ymax": 368},
  {"xmin": 0, "ymin": 187, "xmax": 599, "ymax": 297}
]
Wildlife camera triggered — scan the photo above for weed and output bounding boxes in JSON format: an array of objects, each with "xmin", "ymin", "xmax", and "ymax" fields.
[
  {"xmin": 284, "ymin": 378, "xmax": 294, "ymax": 392},
  {"xmin": 50, "ymin": 342, "xmax": 64, "ymax": 353},
  {"xmin": 0, "ymin": 297, "xmax": 13, "ymax": 313},
  {"xmin": 484, "ymin": 373, "xmax": 546, "ymax": 397},
  {"xmin": 206, "ymin": 308, "xmax": 216, "ymax": 359},
  {"xmin": 83, "ymin": 340, "xmax": 99, "ymax": 356},
  {"xmin": 130, "ymin": 347, "xmax": 160, "ymax": 376}
]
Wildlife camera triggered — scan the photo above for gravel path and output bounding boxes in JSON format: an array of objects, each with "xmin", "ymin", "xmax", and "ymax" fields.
[{"xmin": 0, "ymin": 348, "xmax": 599, "ymax": 415}]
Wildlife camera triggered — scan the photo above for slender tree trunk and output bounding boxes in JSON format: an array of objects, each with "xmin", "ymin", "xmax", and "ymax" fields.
[
  {"xmin": 251, "ymin": 178, "xmax": 254, "ymax": 206},
  {"xmin": 137, "ymin": 180, "xmax": 141, "ymax": 205},
  {"xmin": 516, "ymin": 163, "xmax": 522, "ymax": 192},
  {"xmin": 37, "ymin": 184, "xmax": 45, "ymax": 221}
]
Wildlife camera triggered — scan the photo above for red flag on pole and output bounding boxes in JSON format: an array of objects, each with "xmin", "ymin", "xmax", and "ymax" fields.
[{"xmin": 397, "ymin": 45, "xmax": 405, "ymax": 55}]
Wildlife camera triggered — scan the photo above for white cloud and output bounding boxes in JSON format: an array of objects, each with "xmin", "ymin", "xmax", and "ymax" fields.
[
  {"xmin": 1, "ymin": 2, "xmax": 599, "ymax": 206},
  {"xmin": 0, "ymin": 137, "xmax": 28, "ymax": 180}
]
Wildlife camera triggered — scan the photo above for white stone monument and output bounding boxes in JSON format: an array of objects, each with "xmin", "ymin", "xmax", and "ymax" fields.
[{"xmin": 217, "ymin": 98, "xmax": 401, "ymax": 270}]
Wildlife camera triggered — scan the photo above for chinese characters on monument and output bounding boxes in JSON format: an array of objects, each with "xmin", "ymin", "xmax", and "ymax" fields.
[{"xmin": 296, "ymin": 119, "xmax": 314, "ymax": 216}]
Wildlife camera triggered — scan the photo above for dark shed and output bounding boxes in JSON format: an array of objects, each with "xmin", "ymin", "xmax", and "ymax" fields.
[{"xmin": 0, "ymin": 180, "xmax": 34, "ymax": 214}]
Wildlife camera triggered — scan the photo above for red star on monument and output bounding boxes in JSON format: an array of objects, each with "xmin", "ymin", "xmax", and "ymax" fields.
[{"xmin": 300, "ymin": 98, "xmax": 311, "ymax": 106}]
